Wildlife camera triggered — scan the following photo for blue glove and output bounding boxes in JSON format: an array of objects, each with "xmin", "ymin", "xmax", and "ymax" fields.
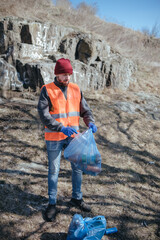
[
  {"xmin": 61, "ymin": 126, "xmax": 78, "ymax": 137},
  {"xmin": 88, "ymin": 122, "xmax": 97, "ymax": 133}
]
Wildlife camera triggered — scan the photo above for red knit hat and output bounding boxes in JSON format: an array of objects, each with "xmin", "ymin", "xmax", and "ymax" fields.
[{"xmin": 54, "ymin": 58, "xmax": 73, "ymax": 75}]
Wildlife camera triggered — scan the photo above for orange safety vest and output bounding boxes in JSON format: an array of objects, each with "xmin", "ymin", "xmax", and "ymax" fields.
[{"xmin": 43, "ymin": 82, "xmax": 81, "ymax": 141}]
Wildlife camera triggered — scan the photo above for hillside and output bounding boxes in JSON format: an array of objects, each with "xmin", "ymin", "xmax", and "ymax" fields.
[
  {"xmin": 0, "ymin": 1, "xmax": 160, "ymax": 240},
  {"xmin": 1, "ymin": 90, "xmax": 160, "ymax": 240},
  {"xmin": 0, "ymin": 0, "xmax": 160, "ymax": 63},
  {"xmin": 0, "ymin": 0, "xmax": 160, "ymax": 94}
]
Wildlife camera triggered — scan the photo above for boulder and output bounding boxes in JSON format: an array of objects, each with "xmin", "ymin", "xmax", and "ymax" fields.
[
  {"xmin": 0, "ymin": 17, "xmax": 137, "ymax": 92},
  {"xmin": 0, "ymin": 58, "xmax": 22, "ymax": 91}
]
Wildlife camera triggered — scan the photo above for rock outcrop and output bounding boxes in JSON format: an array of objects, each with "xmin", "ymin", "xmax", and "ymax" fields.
[{"xmin": 0, "ymin": 17, "xmax": 137, "ymax": 92}]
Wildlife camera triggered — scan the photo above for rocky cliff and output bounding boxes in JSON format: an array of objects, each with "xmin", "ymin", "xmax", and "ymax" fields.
[{"xmin": 0, "ymin": 17, "xmax": 137, "ymax": 93}]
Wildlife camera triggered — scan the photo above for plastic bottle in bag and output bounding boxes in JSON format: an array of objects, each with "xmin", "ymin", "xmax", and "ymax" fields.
[
  {"xmin": 82, "ymin": 154, "xmax": 87, "ymax": 164},
  {"xmin": 67, "ymin": 214, "xmax": 88, "ymax": 240}
]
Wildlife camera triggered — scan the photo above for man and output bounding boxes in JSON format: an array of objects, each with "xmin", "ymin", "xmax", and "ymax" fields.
[{"xmin": 38, "ymin": 58, "xmax": 97, "ymax": 221}]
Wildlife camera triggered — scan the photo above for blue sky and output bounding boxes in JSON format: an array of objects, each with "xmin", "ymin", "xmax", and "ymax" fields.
[{"xmin": 69, "ymin": 0, "xmax": 160, "ymax": 34}]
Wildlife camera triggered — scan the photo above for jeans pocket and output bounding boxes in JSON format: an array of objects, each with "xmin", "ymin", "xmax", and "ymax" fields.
[{"xmin": 46, "ymin": 140, "xmax": 61, "ymax": 151}]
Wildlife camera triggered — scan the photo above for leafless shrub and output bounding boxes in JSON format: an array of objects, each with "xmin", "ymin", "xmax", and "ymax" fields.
[
  {"xmin": 54, "ymin": 0, "xmax": 72, "ymax": 11},
  {"xmin": 76, "ymin": 2, "xmax": 97, "ymax": 15},
  {"xmin": 142, "ymin": 22, "xmax": 160, "ymax": 38}
]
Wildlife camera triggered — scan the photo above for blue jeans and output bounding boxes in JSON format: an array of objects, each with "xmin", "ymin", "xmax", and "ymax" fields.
[{"xmin": 46, "ymin": 137, "xmax": 83, "ymax": 205}]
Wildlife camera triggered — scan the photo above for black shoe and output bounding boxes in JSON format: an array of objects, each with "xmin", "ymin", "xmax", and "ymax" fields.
[
  {"xmin": 69, "ymin": 198, "xmax": 91, "ymax": 212},
  {"xmin": 44, "ymin": 204, "xmax": 56, "ymax": 221}
]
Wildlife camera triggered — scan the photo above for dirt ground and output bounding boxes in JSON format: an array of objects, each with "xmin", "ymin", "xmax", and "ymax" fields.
[{"xmin": 0, "ymin": 89, "xmax": 160, "ymax": 240}]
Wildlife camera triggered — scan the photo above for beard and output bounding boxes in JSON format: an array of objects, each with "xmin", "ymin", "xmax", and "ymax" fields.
[{"xmin": 57, "ymin": 78, "xmax": 69, "ymax": 86}]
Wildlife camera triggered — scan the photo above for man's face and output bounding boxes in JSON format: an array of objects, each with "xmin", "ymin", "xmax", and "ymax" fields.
[{"xmin": 56, "ymin": 73, "xmax": 71, "ymax": 86}]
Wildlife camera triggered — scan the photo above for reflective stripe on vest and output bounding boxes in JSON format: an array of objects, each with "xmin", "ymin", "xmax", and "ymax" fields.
[{"xmin": 44, "ymin": 82, "xmax": 81, "ymax": 141}]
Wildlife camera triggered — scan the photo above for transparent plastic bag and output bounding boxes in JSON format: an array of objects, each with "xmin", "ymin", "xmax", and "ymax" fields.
[
  {"xmin": 64, "ymin": 129, "xmax": 102, "ymax": 176},
  {"xmin": 67, "ymin": 214, "xmax": 106, "ymax": 240}
]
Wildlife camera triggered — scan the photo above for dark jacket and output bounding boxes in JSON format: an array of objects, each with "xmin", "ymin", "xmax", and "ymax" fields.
[{"xmin": 37, "ymin": 78, "xmax": 95, "ymax": 132}]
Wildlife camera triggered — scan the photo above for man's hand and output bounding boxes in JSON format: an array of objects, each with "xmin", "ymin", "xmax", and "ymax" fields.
[
  {"xmin": 61, "ymin": 126, "xmax": 78, "ymax": 137},
  {"xmin": 88, "ymin": 122, "xmax": 97, "ymax": 133}
]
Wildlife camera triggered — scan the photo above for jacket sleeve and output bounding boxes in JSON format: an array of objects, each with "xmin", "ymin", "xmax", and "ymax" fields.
[
  {"xmin": 80, "ymin": 91, "xmax": 95, "ymax": 126},
  {"xmin": 37, "ymin": 86, "xmax": 63, "ymax": 132}
]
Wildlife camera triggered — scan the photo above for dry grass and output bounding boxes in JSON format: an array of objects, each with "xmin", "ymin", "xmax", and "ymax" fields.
[
  {"xmin": 0, "ymin": 0, "xmax": 160, "ymax": 66},
  {"xmin": 1, "ymin": 2, "xmax": 160, "ymax": 239},
  {"xmin": 0, "ymin": 0, "xmax": 58, "ymax": 22},
  {"xmin": 1, "ymin": 91, "xmax": 160, "ymax": 240}
]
